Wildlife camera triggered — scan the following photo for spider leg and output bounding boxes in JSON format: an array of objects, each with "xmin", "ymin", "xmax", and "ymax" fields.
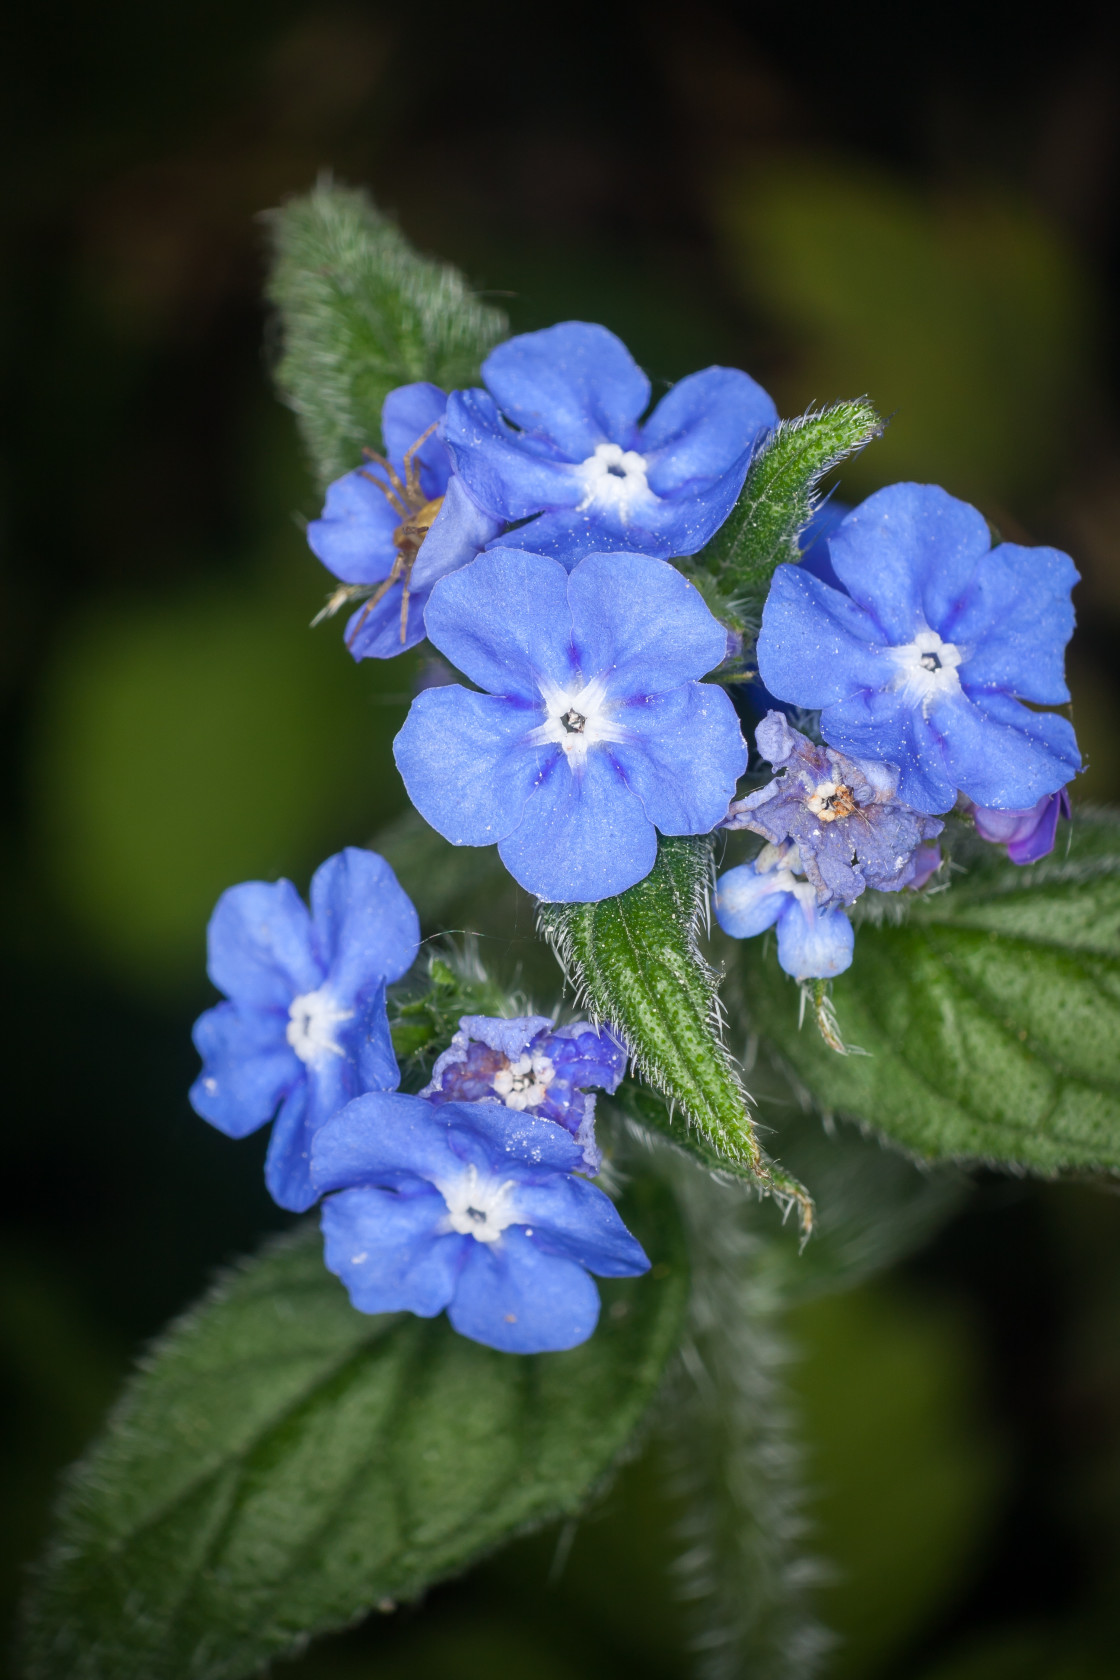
[
  {"xmin": 345, "ymin": 556, "xmax": 405, "ymax": 648},
  {"xmin": 361, "ymin": 446, "xmax": 409, "ymax": 504},
  {"xmin": 358, "ymin": 466, "xmax": 408, "ymax": 520},
  {"xmin": 401, "ymin": 421, "xmax": 440, "ymax": 501}
]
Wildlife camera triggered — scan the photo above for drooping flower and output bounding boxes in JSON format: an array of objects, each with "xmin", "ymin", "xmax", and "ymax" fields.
[
  {"xmin": 422, "ymin": 1014, "xmax": 627, "ymax": 1173},
  {"xmin": 311, "ymin": 1091, "xmax": 649, "ymax": 1354},
  {"xmin": 724, "ymin": 710, "xmax": 943, "ymax": 904},
  {"xmin": 393, "ymin": 547, "xmax": 747, "ymax": 902},
  {"xmin": 306, "ymin": 382, "xmax": 500, "ymax": 660},
  {"xmin": 442, "ymin": 321, "xmax": 778, "ymax": 568},
  {"xmin": 714, "ymin": 843, "xmax": 854, "ymax": 980},
  {"xmin": 189, "ymin": 848, "xmax": 419, "ymax": 1211},
  {"xmin": 969, "ymin": 788, "xmax": 1072, "ymax": 865},
  {"xmin": 756, "ymin": 483, "xmax": 1081, "ymax": 814}
]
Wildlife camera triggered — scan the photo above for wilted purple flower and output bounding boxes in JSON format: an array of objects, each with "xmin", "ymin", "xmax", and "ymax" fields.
[
  {"xmin": 969, "ymin": 788, "xmax": 1071, "ymax": 865},
  {"xmin": 421, "ymin": 1014, "xmax": 626, "ymax": 1173},
  {"xmin": 724, "ymin": 711, "xmax": 943, "ymax": 905}
]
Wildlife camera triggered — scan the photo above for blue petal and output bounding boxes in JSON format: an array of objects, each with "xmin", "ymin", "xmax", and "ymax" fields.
[
  {"xmin": 510, "ymin": 1175, "xmax": 650, "ymax": 1276},
  {"xmin": 448, "ymin": 1228, "xmax": 602, "ymax": 1353},
  {"xmin": 443, "ymin": 388, "xmax": 584, "ymax": 522},
  {"xmin": 757, "ymin": 565, "xmax": 891, "ymax": 710},
  {"xmin": 454, "ymin": 1015, "xmax": 554, "ymax": 1057},
  {"xmin": 311, "ymin": 1091, "xmax": 465, "ymax": 1193},
  {"xmin": 306, "ymin": 467, "xmax": 400, "ymax": 586},
  {"xmin": 442, "ymin": 1100, "xmax": 586, "ymax": 1174},
  {"xmin": 393, "ymin": 686, "xmax": 549, "ymax": 847},
  {"xmin": 827, "ymin": 484, "xmax": 992, "ymax": 642},
  {"xmin": 410, "ymin": 474, "xmax": 503, "ymax": 592},
  {"xmin": 423, "ymin": 547, "xmax": 576, "ymax": 698},
  {"xmin": 206, "ymin": 878, "xmax": 321, "ymax": 1008},
  {"xmin": 639, "ymin": 366, "xmax": 777, "ymax": 490},
  {"xmin": 612, "ymin": 683, "xmax": 746, "ymax": 834},
  {"xmin": 321, "ymin": 1185, "xmax": 463, "ymax": 1317},
  {"xmin": 498, "ymin": 749, "xmax": 657, "ymax": 902},
  {"xmin": 950, "ymin": 541, "xmax": 1078, "ymax": 704},
  {"xmin": 309, "ymin": 847, "xmax": 419, "ymax": 1000},
  {"xmin": 935, "ymin": 688, "xmax": 1081, "ymax": 808},
  {"xmin": 819, "ymin": 690, "xmax": 957, "ymax": 813},
  {"xmin": 344, "ymin": 589, "xmax": 429, "ymax": 661},
  {"xmin": 380, "ymin": 382, "xmax": 450, "ymax": 497},
  {"xmin": 486, "ymin": 466, "xmax": 753, "ymax": 567},
  {"xmin": 481, "ymin": 322, "xmax": 650, "ymax": 459},
  {"xmin": 567, "ymin": 552, "xmax": 729, "ymax": 694},
  {"xmin": 775, "ymin": 899, "xmax": 854, "ymax": 981},
  {"xmin": 713, "ymin": 863, "xmax": 791, "ymax": 938},
  {"xmin": 189, "ymin": 1001, "xmax": 300, "ymax": 1137}
]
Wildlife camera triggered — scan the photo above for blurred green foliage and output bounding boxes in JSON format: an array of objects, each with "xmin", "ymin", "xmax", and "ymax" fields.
[
  {"xmin": 28, "ymin": 553, "xmax": 414, "ymax": 991},
  {"xmin": 715, "ymin": 158, "xmax": 1094, "ymax": 509}
]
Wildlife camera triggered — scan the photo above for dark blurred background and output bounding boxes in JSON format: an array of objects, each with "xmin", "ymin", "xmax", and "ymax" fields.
[{"xmin": 4, "ymin": 2, "xmax": 1120, "ymax": 1675}]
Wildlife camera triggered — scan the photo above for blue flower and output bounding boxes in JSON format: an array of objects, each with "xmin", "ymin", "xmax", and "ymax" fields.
[
  {"xmin": 756, "ymin": 483, "xmax": 1081, "ymax": 814},
  {"xmin": 724, "ymin": 710, "xmax": 943, "ymax": 904},
  {"xmin": 714, "ymin": 844, "xmax": 854, "ymax": 980},
  {"xmin": 311, "ymin": 1092, "xmax": 650, "ymax": 1353},
  {"xmin": 442, "ymin": 322, "xmax": 778, "ymax": 568},
  {"xmin": 307, "ymin": 381, "xmax": 500, "ymax": 660},
  {"xmin": 392, "ymin": 547, "xmax": 747, "ymax": 901},
  {"xmin": 969, "ymin": 788, "xmax": 1071, "ymax": 865},
  {"xmin": 422, "ymin": 1014, "xmax": 627, "ymax": 1173},
  {"xmin": 189, "ymin": 848, "xmax": 420, "ymax": 1211}
]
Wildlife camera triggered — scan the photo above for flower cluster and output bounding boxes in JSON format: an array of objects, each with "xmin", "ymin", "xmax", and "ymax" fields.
[
  {"xmin": 190, "ymin": 847, "xmax": 643, "ymax": 1352},
  {"xmin": 193, "ymin": 319, "xmax": 1084, "ymax": 1356}
]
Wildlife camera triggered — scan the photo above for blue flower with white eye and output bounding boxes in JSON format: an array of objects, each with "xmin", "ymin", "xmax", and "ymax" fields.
[
  {"xmin": 311, "ymin": 1092, "xmax": 650, "ymax": 1354},
  {"xmin": 422, "ymin": 1014, "xmax": 627, "ymax": 1173},
  {"xmin": 442, "ymin": 322, "xmax": 778, "ymax": 568},
  {"xmin": 392, "ymin": 547, "xmax": 747, "ymax": 902},
  {"xmin": 724, "ymin": 710, "xmax": 943, "ymax": 904},
  {"xmin": 307, "ymin": 381, "xmax": 500, "ymax": 660},
  {"xmin": 714, "ymin": 844, "xmax": 854, "ymax": 980},
  {"xmin": 189, "ymin": 848, "xmax": 419, "ymax": 1212},
  {"xmin": 756, "ymin": 483, "xmax": 1081, "ymax": 815}
]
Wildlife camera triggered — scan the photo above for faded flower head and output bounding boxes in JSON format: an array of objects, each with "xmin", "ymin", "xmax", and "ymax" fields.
[
  {"xmin": 422, "ymin": 1014, "xmax": 626, "ymax": 1173},
  {"xmin": 724, "ymin": 711, "xmax": 944, "ymax": 904}
]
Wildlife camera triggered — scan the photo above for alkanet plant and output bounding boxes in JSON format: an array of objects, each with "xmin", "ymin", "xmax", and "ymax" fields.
[{"xmin": 21, "ymin": 181, "xmax": 1120, "ymax": 1680}]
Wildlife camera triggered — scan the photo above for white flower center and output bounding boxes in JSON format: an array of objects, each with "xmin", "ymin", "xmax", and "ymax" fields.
[
  {"xmin": 574, "ymin": 442, "xmax": 654, "ymax": 521},
  {"xmin": 285, "ymin": 987, "xmax": 353, "ymax": 1064},
  {"xmin": 527, "ymin": 674, "xmax": 630, "ymax": 767},
  {"xmin": 886, "ymin": 629, "xmax": 963, "ymax": 712},
  {"xmin": 493, "ymin": 1051, "xmax": 555, "ymax": 1110},
  {"xmin": 438, "ymin": 1162, "xmax": 520, "ymax": 1244}
]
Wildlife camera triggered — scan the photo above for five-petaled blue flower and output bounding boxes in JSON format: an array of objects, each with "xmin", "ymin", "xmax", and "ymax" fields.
[
  {"xmin": 190, "ymin": 848, "xmax": 419, "ymax": 1211},
  {"xmin": 307, "ymin": 382, "xmax": 500, "ymax": 660},
  {"xmin": 442, "ymin": 321, "xmax": 778, "ymax": 568},
  {"xmin": 311, "ymin": 1092, "xmax": 650, "ymax": 1353},
  {"xmin": 422, "ymin": 1014, "xmax": 626, "ymax": 1173},
  {"xmin": 392, "ymin": 547, "xmax": 747, "ymax": 901},
  {"xmin": 724, "ymin": 710, "xmax": 943, "ymax": 903},
  {"xmin": 756, "ymin": 483, "xmax": 1081, "ymax": 814},
  {"xmin": 714, "ymin": 844, "xmax": 855, "ymax": 980}
]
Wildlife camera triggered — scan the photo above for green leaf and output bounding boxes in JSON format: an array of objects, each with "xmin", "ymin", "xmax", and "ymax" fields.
[
  {"xmin": 539, "ymin": 836, "xmax": 813, "ymax": 1230},
  {"xmin": 738, "ymin": 812, "xmax": 1120, "ymax": 1173},
  {"xmin": 389, "ymin": 941, "xmax": 527, "ymax": 1086},
  {"xmin": 266, "ymin": 182, "xmax": 507, "ymax": 487},
  {"xmin": 690, "ymin": 399, "xmax": 882, "ymax": 626},
  {"xmin": 22, "ymin": 1184, "xmax": 688, "ymax": 1680}
]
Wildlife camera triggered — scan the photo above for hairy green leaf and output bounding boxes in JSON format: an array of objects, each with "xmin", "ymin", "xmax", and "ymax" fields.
[
  {"xmin": 540, "ymin": 836, "xmax": 813, "ymax": 1230},
  {"xmin": 22, "ymin": 1182, "xmax": 687, "ymax": 1680},
  {"xmin": 266, "ymin": 182, "xmax": 507, "ymax": 487},
  {"xmin": 691, "ymin": 399, "xmax": 882, "ymax": 627},
  {"xmin": 738, "ymin": 812, "xmax": 1120, "ymax": 1173}
]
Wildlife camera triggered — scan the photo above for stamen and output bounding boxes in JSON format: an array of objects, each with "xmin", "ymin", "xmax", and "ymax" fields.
[{"xmin": 561, "ymin": 708, "xmax": 586, "ymax": 733}]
